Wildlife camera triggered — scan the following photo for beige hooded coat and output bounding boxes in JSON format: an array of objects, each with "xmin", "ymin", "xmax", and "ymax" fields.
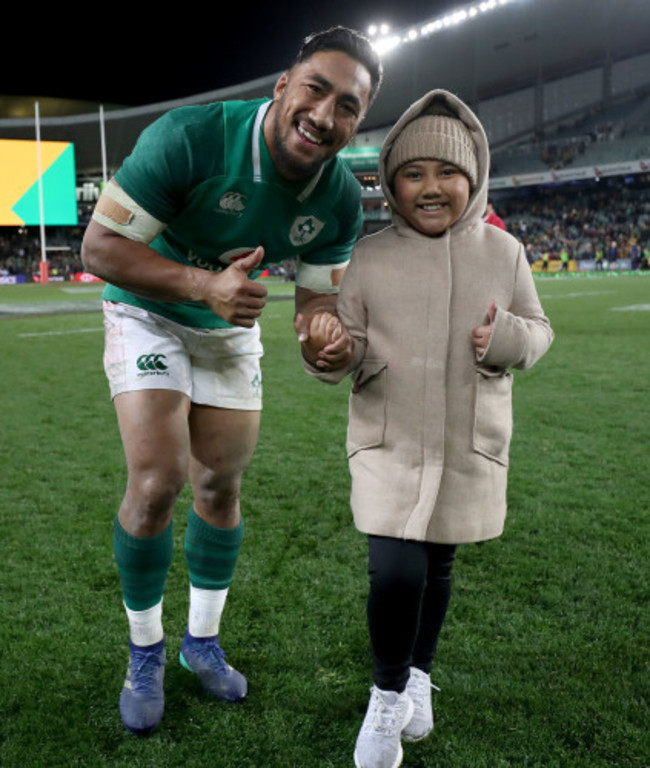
[{"xmin": 308, "ymin": 89, "xmax": 554, "ymax": 544}]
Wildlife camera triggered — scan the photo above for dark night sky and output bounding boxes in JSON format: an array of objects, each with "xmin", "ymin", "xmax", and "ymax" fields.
[{"xmin": 8, "ymin": 1, "xmax": 461, "ymax": 106}]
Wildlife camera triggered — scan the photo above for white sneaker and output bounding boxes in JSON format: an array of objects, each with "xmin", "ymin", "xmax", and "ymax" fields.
[
  {"xmin": 401, "ymin": 667, "xmax": 438, "ymax": 742},
  {"xmin": 354, "ymin": 685, "xmax": 414, "ymax": 768}
]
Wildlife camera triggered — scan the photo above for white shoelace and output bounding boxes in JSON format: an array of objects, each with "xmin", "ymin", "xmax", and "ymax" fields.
[
  {"xmin": 367, "ymin": 689, "xmax": 408, "ymax": 735},
  {"xmin": 409, "ymin": 670, "xmax": 440, "ymax": 709}
]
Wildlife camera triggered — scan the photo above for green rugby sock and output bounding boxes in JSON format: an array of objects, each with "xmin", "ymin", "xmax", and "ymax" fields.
[
  {"xmin": 113, "ymin": 518, "xmax": 174, "ymax": 611},
  {"xmin": 184, "ymin": 507, "xmax": 244, "ymax": 590}
]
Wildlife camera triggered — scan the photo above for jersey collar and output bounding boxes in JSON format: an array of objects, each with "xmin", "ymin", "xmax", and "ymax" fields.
[{"xmin": 253, "ymin": 101, "xmax": 325, "ymax": 203}]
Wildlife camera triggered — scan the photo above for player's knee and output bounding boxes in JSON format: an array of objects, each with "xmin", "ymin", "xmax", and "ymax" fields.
[
  {"xmin": 193, "ymin": 480, "xmax": 241, "ymax": 522},
  {"xmin": 128, "ymin": 468, "xmax": 186, "ymax": 513}
]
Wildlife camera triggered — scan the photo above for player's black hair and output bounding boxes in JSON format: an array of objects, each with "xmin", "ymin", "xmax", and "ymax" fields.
[{"xmin": 295, "ymin": 26, "xmax": 383, "ymax": 107}]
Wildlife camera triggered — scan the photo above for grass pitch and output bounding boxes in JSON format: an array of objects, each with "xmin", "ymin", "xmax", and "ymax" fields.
[{"xmin": 0, "ymin": 274, "xmax": 648, "ymax": 767}]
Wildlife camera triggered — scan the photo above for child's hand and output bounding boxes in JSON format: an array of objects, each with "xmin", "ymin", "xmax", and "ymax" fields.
[
  {"xmin": 472, "ymin": 300, "xmax": 497, "ymax": 357},
  {"xmin": 295, "ymin": 311, "xmax": 353, "ymax": 370}
]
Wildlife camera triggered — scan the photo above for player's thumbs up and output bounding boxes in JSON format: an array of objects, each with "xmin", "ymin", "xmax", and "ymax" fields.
[
  {"xmin": 487, "ymin": 299, "xmax": 497, "ymax": 324},
  {"xmin": 234, "ymin": 246, "xmax": 265, "ymax": 274}
]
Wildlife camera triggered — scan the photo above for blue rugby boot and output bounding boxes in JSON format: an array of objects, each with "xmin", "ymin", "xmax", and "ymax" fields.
[
  {"xmin": 179, "ymin": 631, "xmax": 247, "ymax": 701},
  {"xmin": 119, "ymin": 637, "xmax": 166, "ymax": 735}
]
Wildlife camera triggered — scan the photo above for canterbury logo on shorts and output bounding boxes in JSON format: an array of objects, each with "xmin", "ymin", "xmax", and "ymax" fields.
[{"xmin": 136, "ymin": 353, "xmax": 170, "ymax": 375}]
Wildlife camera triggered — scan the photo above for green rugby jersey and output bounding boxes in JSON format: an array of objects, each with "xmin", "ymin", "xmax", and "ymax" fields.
[{"xmin": 103, "ymin": 99, "xmax": 363, "ymax": 328}]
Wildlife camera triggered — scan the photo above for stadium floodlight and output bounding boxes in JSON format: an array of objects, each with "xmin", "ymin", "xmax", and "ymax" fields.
[
  {"xmin": 369, "ymin": 0, "xmax": 519, "ymax": 57},
  {"xmin": 421, "ymin": 20, "xmax": 444, "ymax": 36},
  {"xmin": 447, "ymin": 10, "xmax": 468, "ymax": 25},
  {"xmin": 368, "ymin": 22, "xmax": 391, "ymax": 37}
]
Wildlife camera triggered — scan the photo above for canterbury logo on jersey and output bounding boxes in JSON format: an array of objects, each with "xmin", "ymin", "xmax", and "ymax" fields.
[
  {"xmin": 136, "ymin": 354, "xmax": 169, "ymax": 374},
  {"xmin": 217, "ymin": 191, "xmax": 247, "ymax": 216}
]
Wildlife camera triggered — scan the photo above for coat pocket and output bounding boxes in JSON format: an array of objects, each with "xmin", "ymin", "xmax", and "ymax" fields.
[
  {"xmin": 472, "ymin": 367, "xmax": 513, "ymax": 466},
  {"xmin": 346, "ymin": 360, "xmax": 388, "ymax": 458}
]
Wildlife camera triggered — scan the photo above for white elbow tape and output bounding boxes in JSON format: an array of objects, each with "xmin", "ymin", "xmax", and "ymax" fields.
[
  {"xmin": 92, "ymin": 180, "xmax": 166, "ymax": 244},
  {"xmin": 295, "ymin": 260, "xmax": 348, "ymax": 294}
]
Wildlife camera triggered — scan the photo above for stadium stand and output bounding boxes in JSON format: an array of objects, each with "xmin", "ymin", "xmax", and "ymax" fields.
[{"xmin": 492, "ymin": 92, "xmax": 650, "ymax": 175}]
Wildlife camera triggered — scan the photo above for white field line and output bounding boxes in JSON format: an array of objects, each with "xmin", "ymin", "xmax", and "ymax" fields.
[{"xmin": 18, "ymin": 327, "xmax": 104, "ymax": 338}]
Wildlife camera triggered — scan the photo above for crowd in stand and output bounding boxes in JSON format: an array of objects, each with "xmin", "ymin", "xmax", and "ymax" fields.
[
  {"xmin": 0, "ymin": 226, "xmax": 85, "ymax": 279},
  {"xmin": 495, "ymin": 177, "xmax": 650, "ymax": 267}
]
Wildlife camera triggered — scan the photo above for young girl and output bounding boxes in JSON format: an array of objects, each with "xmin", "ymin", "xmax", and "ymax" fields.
[{"xmin": 299, "ymin": 89, "xmax": 554, "ymax": 768}]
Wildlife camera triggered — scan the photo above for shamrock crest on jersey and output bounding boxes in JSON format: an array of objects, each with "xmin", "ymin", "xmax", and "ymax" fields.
[{"xmin": 289, "ymin": 215, "xmax": 325, "ymax": 247}]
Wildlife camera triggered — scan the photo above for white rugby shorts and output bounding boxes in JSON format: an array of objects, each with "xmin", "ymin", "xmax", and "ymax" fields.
[{"xmin": 102, "ymin": 301, "xmax": 263, "ymax": 410}]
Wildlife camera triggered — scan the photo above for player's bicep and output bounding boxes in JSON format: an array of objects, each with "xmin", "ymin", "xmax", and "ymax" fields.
[{"xmin": 92, "ymin": 179, "xmax": 167, "ymax": 244}]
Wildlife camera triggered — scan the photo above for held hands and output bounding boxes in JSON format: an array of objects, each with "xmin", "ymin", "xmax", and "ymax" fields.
[
  {"xmin": 294, "ymin": 310, "xmax": 354, "ymax": 370},
  {"xmin": 200, "ymin": 247, "xmax": 268, "ymax": 327},
  {"xmin": 472, "ymin": 300, "xmax": 497, "ymax": 357}
]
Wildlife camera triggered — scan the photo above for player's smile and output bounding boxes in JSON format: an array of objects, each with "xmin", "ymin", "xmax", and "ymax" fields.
[{"xmin": 295, "ymin": 119, "xmax": 329, "ymax": 146}]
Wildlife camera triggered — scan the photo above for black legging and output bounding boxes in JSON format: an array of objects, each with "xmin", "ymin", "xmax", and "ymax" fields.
[{"xmin": 367, "ymin": 535, "xmax": 457, "ymax": 692}]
